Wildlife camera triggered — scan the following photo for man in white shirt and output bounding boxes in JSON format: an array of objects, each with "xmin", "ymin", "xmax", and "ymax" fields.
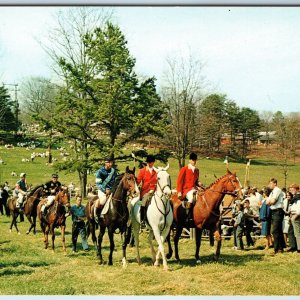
[{"xmin": 266, "ymin": 178, "xmax": 285, "ymax": 254}]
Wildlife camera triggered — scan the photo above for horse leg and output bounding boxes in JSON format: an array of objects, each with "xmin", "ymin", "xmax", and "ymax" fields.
[
  {"xmin": 121, "ymin": 228, "xmax": 128, "ymax": 268},
  {"xmin": 13, "ymin": 213, "xmax": 20, "ymax": 234},
  {"xmin": 166, "ymin": 230, "xmax": 173, "ymax": 259},
  {"xmin": 147, "ymin": 230, "xmax": 156, "ymax": 265},
  {"xmin": 132, "ymin": 221, "xmax": 142, "ymax": 265},
  {"xmin": 108, "ymin": 227, "xmax": 115, "ymax": 266},
  {"xmin": 98, "ymin": 225, "xmax": 106, "ymax": 265},
  {"xmin": 26, "ymin": 215, "xmax": 34, "ymax": 234},
  {"xmin": 50, "ymin": 224, "xmax": 55, "ymax": 252},
  {"xmin": 153, "ymin": 228, "xmax": 170, "ymax": 271},
  {"xmin": 174, "ymin": 225, "xmax": 183, "ymax": 262},
  {"xmin": 195, "ymin": 228, "xmax": 203, "ymax": 264},
  {"xmin": 61, "ymin": 225, "xmax": 67, "ymax": 255},
  {"xmin": 44, "ymin": 225, "xmax": 49, "ymax": 249},
  {"xmin": 90, "ymin": 221, "xmax": 99, "ymax": 256},
  {"xmin": 33, "ymin": 215, "xmax": 37, "ymax": 235},
  {"xmin": 213, "ymin": 228, "xmax": 222, "ymax": 262}
]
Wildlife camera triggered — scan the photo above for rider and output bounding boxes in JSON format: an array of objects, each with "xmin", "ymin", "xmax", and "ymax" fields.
[
  {"xmin": 94, "ymin": 156, "xmax": 117, "ymax": 221},
  {"xmin": 14, "ymin": 173, "xmax": 28, "ymax": 210},
  {"xmin": 41, "ymin": 174, "xmax": 62, "ymax": 216},
  {"xmin": 136, "ymin": 155, "xmax": 158, "ymax": 228},
  {"xmin": 177, "ymin": 152, "xmax": 203, "ymax": 222}
]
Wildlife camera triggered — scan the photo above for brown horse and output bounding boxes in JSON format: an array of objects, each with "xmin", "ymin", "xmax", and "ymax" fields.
[
  {"xmin": 167, "ymin": 169, "xmax": 242, "ymax": 263},
  {"xmin": 86, "ymin": 167, "xmax": 137, "ymax": 266},
  {"xmin": 24, "ymin": 185, "xmax": 46, "ymax": 235},
  {"xmin": 37, "ymin": 187, "xmax": 70, "ymax": 255}
]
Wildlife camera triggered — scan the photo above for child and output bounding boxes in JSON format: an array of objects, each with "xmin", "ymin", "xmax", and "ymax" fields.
[{"xmin": 234, "ymin": 203, "xmax": 245, "ymax": 250}]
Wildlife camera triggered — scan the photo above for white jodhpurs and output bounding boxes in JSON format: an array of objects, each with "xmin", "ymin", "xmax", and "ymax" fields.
[
  {"xmin": 41, "ymin": 195, "xmax": 55, "ymax": 212},
  {"xmin": 186, "ymin": 188, "xmax": 197, "ymax": 204},
  {"xmin": 16, "ymin": 193, "xmax": 24, "ymax": 208},
  {"xmin": 97, "ymin": 190, "xmax": 107, "ymax": 206}
]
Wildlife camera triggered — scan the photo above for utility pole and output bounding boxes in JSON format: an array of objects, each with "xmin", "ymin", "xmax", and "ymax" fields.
[{"xmin": 3, "ymin": 83, "xmax": 20, "ymax": 133}]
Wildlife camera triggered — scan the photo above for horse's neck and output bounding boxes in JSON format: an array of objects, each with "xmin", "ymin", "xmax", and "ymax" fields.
[
  {"xmin": 204, "ymin": 181, "xmax": 226, "ymax": 209},
  {"xmin": 112, "ymin": 180, "xmax": 126, "ymax": 204}
]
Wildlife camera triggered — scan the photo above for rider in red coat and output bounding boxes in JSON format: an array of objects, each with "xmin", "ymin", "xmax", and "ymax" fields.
[
  {"xmin": 177, "ymin": 152, "xmax": 202, "ymax": 222},
  {"xmin": 136, "ymin": 155, "xmax": 157, "ymax": 227}
]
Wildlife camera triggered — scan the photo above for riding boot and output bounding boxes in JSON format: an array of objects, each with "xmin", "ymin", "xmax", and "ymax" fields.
[
  {"xmin": 186, "ymin": 202, "xmax": 193, "ymax": 223},
  {"xmin": 94, "ymin": 207, "xmax": 101, "ymax": 224},
  {"xmin": 140, "ymin": 206, "xmax": 146, "ymax": 229}
]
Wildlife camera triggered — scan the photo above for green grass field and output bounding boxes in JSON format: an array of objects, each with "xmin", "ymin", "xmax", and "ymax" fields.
[{"xmin": 0, "ymin": 146, "xmax": 300, "ymax": 295}]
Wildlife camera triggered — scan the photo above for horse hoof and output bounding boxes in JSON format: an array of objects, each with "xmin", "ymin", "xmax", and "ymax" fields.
[
  {"xmin": 196, "ymin": 259, "xmax": 202, "ymax": 264},
  {"xmin": 26, "ymin": 231, "xmax": 30, "ymax": 235},
  {"xmin": 154, "ymin": 261, "xmax": 160, "ymax": 267},
  {"xmin": 166, "ymin": 253, "xmax": 172, "ymax": 259},
  {"xmin": 163, "ymin": 266, "xmax": 169, "ymax": 271},
  {"xmin": 18, "ymin": 232, "xmax": 21, "ymax": 235}
]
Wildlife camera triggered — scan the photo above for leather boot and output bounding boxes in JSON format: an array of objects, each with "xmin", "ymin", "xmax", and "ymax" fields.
[{"xmin": 140, "ymin": 206, "xmax": 146, "ymax": 228}]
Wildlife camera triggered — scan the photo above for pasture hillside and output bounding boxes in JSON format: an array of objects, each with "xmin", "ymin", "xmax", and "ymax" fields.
[
  {"xmin": 0, "ymin": 146, "xmax": 299, "ymax": 190},
  {"xmin": 0, "ymin": 146, "xmax": 300, "ymax": 295}
]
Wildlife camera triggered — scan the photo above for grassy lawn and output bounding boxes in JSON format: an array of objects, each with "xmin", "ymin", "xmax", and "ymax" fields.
[{"xmin": 0, "ymin": 146, "xmax": 300, "ymax": 295}]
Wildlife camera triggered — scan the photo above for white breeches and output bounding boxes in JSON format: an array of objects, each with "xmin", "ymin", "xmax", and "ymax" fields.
[
  {"xmin": 186, "ymin": 188, "xmax": 197, "ymax": 204},
  {"xmin": 16, "ymin": 193, "xmax": 24, "ymax": 207},
  {"xmin": 97, "ymin": 190, "xmax": 107, "ymax": 206},
  {"xmin": 41, "ymin": 195, "xmax": 56, "ymax": 212}
]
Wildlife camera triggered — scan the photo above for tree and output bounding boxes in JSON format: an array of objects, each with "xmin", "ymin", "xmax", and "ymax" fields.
[
  {"xmin": 43, "ymin": 8, "xmax": 112, "ymax": 197},
  {"xmin": 224, "ymin": 100, "xmax": 241, "ymax": 155},
  {"xmin": 238, "ymin": 107, "xmax": 261, "ymax": 160},
  {"xmin": 198, "ymin": 94, "xmax": 226, "ymax": 154},
  {"xmin": 259, "ymin": 111, "xmax": 274, "ymax": 147},
  {"xmin": 20, "ymin": 76, "xmax": 58, "ymax": 163},
  {"xmin": 83, "ymin": 23, "xmax": 168, "ymax": 157},
  {"xmin": 0, "ymin": 85, "xmax": 17, "ymax": 131},
  {"xmin": 162, "ymin": 55, "xmax": 205, "ymax": 169}
]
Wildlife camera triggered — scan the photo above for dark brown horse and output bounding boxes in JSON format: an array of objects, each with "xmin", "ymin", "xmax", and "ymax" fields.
[
  {"xmin": 37, "ymin": 187, "xmax": 70, "ymax": 255},
  {"xmin": 24, "ymin": 185, "xmax": 46, "ymax": 235},
  {"xmin": 86, "ymin": 166, "xmax": 136, "ymax": 266},
  {"xmin": 167, "ymin": 170, "xmax": 242, "ymax": 263}
]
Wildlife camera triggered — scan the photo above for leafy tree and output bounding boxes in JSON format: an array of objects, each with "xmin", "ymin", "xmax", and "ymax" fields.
[
  {"xmin": 198, "ymin": 94, "xmax": 226, "ymax": 154},
  {"xmin": 0, "ymin": 85, "xmax": 17, "ymax": 131},
  {"xmin": 238, "ymin": 107, "xmax": 261, "ymax": 159}
]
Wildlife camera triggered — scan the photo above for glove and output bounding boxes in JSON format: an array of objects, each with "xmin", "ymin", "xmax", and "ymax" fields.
[
  {"xmin": 178, "ymin": 192, "xmax": 182, "ymax": 200},
  {"xmin": 149, "ymin": 190, "xmax": 154, "ymax": 194},
  {"xmin": 106, "ymin": 189, "xmax": 111, "ymax": 195}
]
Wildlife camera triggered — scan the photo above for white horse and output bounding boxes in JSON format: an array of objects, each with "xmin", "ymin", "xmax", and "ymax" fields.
[{"xmin": 130, "ymin": 164, "xmax": 173, "ymax": 271}]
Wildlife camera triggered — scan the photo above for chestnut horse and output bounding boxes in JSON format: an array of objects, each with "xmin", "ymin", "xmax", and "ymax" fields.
[
  {"xmin": 7, "ymin": 196, "xmax": 23, "ymax": 234},
  {"xmin": 37, "ymin": 187, "xmax": 70, "ymax": 255},
  {"xmin": 167, "ymin": 170, "xmax": 242, "ymax": 263},
  {"xmin": 86, "ymin": 167, "xmax": 136, "ymax": 267}
]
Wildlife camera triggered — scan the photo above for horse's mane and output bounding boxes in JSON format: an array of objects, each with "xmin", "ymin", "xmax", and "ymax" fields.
[
  {"xmin": 111, "ymin": 174, "xmax": 123, "ymax": 194},
  {"xmin": 207, "ymin": 173, "xmax": 230, "ymax": 189},
  {"xmin": 27, "ymin": 184, "xmax": 44, "ymax": 197}
]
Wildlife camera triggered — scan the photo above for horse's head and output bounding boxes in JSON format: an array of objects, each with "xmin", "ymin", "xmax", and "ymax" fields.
[
  {"xmin": 56, "ymin": 186, "xmax": 71, "ymax": 208},
  {"xmin": 153, "ymin": 164, "xmax": 172, "ymax": 197},
  {"xmin": 222, "ymin": 169, "xmax": 242, "ymax": 198},
  {"xmin": 123, "ymin": 166, "xmax": 136, "ymax": 195}
]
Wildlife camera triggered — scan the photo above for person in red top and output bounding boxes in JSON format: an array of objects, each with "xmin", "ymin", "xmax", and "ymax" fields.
[
  {"xmin": 136, "ymin": 155, "xmax": 158, "ymax": 227},
  {"xmin": 177, "ymin": 152, "xmax": 202, "ymax": 222}
]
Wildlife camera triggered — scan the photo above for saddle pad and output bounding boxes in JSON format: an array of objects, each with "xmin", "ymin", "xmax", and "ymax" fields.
[{"xmin": 101, "ymin": 195, "xmax": 112, "ymax": 216}]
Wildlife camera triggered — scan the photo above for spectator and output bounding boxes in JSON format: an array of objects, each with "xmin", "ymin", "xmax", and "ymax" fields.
[
  {"xmin": 0, "ymin": 185, "xmax": 9, "ymax": 216},
  {"xmin": 70, "ymin": 196, "xmax": 89, "ymax": 253},
  {"xmin": 243, "ymin": 199, "xmax": 255, "ymax": 247},
  {"xmin": 266, "ymin": 178, "xmax": 285, "ymax": 254},
  {"xmin": 234, "ymin": 203, "xmax": 245, "ymax": 251},
  {"xmin": 283, "ymin": 191, "xmax": 292, "ymax": 247},
  {"xmin": 259, "ymin": 187, "xmax": 273, "ymax": 250},
  {"xmin": 289, "ymin": 183, "xmax": 300, "ymax": 253}
]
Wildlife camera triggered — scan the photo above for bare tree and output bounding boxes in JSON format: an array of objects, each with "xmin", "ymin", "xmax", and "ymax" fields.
[
  {"xmin": 259, "ymin": 110, "xmax": 274, "ymax": 147},
  {"xmin": 161, "ymin": 54, "xmax": 205, "ymax": 169},
  {"xmin": 38, "ymin": 7, "xmax": 113, "ymax": 197}
]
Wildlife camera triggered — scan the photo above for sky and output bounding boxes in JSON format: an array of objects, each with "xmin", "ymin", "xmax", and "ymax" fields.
[{"xmin": 0, "ymin": 6, "xmax": 300, "ymax": 113}]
